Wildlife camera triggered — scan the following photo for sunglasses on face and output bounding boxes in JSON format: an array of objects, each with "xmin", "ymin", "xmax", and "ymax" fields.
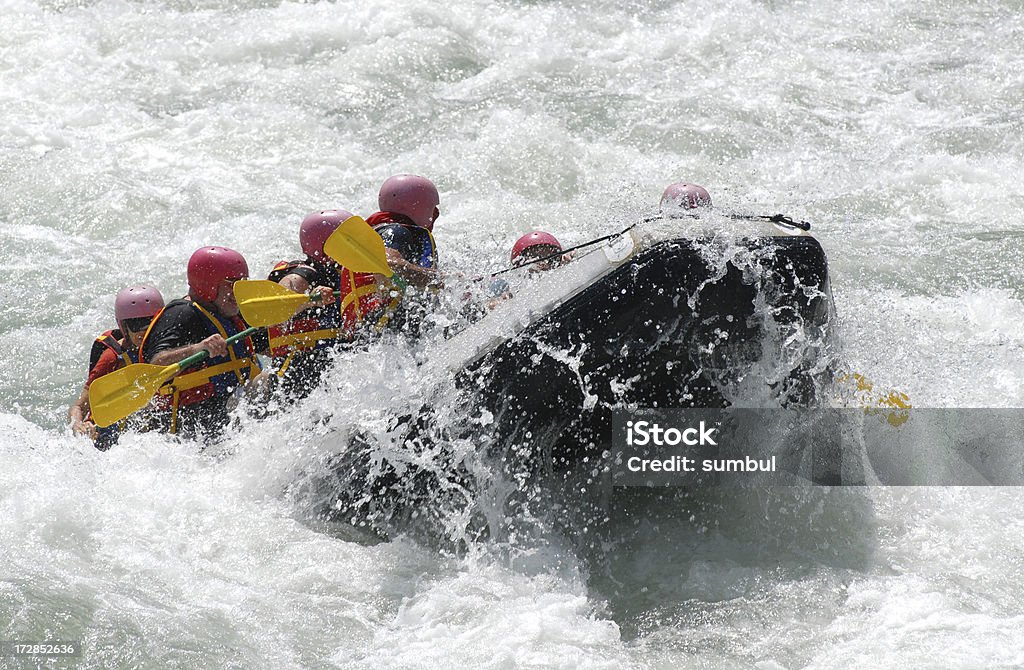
[{"xmin": 122, "ymin": 316, "xmax": 155, "ymax": 333}]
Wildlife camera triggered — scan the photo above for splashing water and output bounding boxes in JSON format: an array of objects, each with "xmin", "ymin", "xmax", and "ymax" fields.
[{"xmin": 2, "ymin": 0, "xmax": 1024, "ymax": 666}]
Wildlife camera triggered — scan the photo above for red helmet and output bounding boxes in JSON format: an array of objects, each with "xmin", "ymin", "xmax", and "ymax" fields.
[
  {"xmin": 378, "ymin": 174, "xmax": 440, "ymax": 230},
  {"xmin": 114, "ymin": 285, "xmax": 164, "ymax": 332},
  {"xmin": 660, "ymin": 182, "xmax": 712, "ymax": 210},
  {"xmin": 511, "ymin": 231, "xmax": 562, "ymax": 265},
  {"xmin": 187, "ymin": 246, "xmax": 249, "ymax": 302},
  {"xmin": 300, "ymin": 209, "xmax": 354, "ymax": 263}
]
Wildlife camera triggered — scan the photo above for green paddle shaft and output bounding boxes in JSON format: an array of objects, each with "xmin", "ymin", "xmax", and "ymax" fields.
[
  {"xmin": 175, "ymin": 326, "xmax": 261, "ymax": 371},
  {"xmin": 88, "ymin": 325, "xmax": 264, "ymax": 428},
  {"xmin": 311, "ymin": 290, "xmax": 342, "ymax": 302}
]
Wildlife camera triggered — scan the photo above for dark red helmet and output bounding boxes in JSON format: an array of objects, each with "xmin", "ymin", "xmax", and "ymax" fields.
[
  {"xmin": 378, "ymin": 174, "xmax": 440, "ymax": 230},
  {"xmin": 300, "ymin": 209, "xmax": 354, "ymax": 263},
  {"xmin": 187, "ymin": 246, "xmax": 249, "ymax": 302},
  {"xmin": 114, "ymin": 285, "xmax": 164, "ymax": 332},
  {"xmin": 660, "ymin": 182, "xmax": 712, "ymax": 211},
  {"xmin": 511, "ymin": 231, "xmax": 562, "ymax": 265}
]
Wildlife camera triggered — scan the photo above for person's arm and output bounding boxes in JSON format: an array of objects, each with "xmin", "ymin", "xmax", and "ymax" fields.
[
  {"xmin": 148, "ymin": 335, "xmax": 228, "ymax": 367},
  {"xmin": 279, "ymin": 267, "xmax": 337, "ymax": 311},
  {"xmin": 68, "ymin": 386, "xmax": 97, "ymax": 439},
  {"xmin": 279, "ymin": 273, "xmax": 335, "ymax": 308},
  {"xmin": 69, "ymin": 348, "xmax": 123, "ymax": 438},
  {"xmin": 375, "ymin": 224, "xmax": 441, "ymax": 289},
  {"xmin": 143, "ymin": 302, "xmax": 230, "ymax": 367},
  {"xmin": 384, "ymin": 248, "xmax": 441, "ymax": 289}
]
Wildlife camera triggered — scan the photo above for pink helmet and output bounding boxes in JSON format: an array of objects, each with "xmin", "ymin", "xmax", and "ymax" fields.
[
  {"xmin": 378, "ymin": 174, "xmax": 440, "ymax": 230},
  {"xmin": 187, "ymin": 246, "xmax": 249, "ymax": 302},
  {"xmin": 511, "ymin": 231, "xmax": 562, "ymax": 264},
  {"xmin": 114, "ymin": 285, "xmax": 164, "ymax": 332},
  {"xmin": 300, "ymin": 209, "xmax": 354, "ymax": 263},
  {"xmin": 660, "ymin": 182, "xmax": 712, "ymax": 210}
]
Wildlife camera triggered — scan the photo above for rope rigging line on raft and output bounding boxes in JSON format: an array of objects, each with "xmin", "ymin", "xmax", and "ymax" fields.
[{"xmin": 487, "ymin": 212, "xmax": 811, "ymax": 278}]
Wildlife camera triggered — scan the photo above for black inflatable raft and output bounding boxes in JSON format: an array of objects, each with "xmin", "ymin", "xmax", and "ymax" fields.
[
  {"xmin": 457, "ymin": 230, "xmax": 837, "ymax": 476},
  {"xmin": 306, "ymin": 224, "xmax": 842, "ymax": 540}
]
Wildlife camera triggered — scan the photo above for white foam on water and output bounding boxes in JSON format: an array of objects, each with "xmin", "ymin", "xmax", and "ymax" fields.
[{"xmin": 2, "ymin": 0, "xmax": 1023, "ymax": 666}]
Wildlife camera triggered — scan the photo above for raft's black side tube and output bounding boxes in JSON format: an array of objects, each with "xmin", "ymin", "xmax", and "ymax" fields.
[{"xmin": 461, "ymin": 236, "xmax": 835, "ymax": 475}]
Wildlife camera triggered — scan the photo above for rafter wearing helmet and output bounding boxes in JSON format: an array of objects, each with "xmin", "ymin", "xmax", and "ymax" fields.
[
  {"xmin": 659, "ymin": 182, "xmax": 712, "ymax": 215},
  {"xmin": 510, "ymin": 231, "xmax": 567, "ymax": 272},
  {"xmin": 264, "ymin": 209, "xmax": 357, "ymax": 399},
  {"xmin": 68, "ymin": 284, "xmax": 165, "ymax": 449},
  {"xmin": 138, "ymin": 246, "xmax": 266, "ymax": 440},
  {"xmin": 365, "ymin": 174, "xmax": 441, "ymax": 289}
]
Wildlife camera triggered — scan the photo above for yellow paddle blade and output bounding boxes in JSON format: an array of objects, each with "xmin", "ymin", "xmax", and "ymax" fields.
[
  {"xmin": 323, "ymin": 215, "xmax": 393, "ymax": 277},
  {"xmin": 88, "ymin": 362, "xmax": 177, "ymax": 428},
  {"xmin": 234, "ymin": 279, "xmax": 311, "ymax": 327},
  {"xmin": 836, "ymin": 372, "xmax": 912, "ymax": 427}
]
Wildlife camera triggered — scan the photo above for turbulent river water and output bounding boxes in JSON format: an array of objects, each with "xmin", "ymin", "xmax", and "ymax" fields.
[{"xmin": 2, "ymin": 0, "xmax": 1023, "ymax": 667}]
